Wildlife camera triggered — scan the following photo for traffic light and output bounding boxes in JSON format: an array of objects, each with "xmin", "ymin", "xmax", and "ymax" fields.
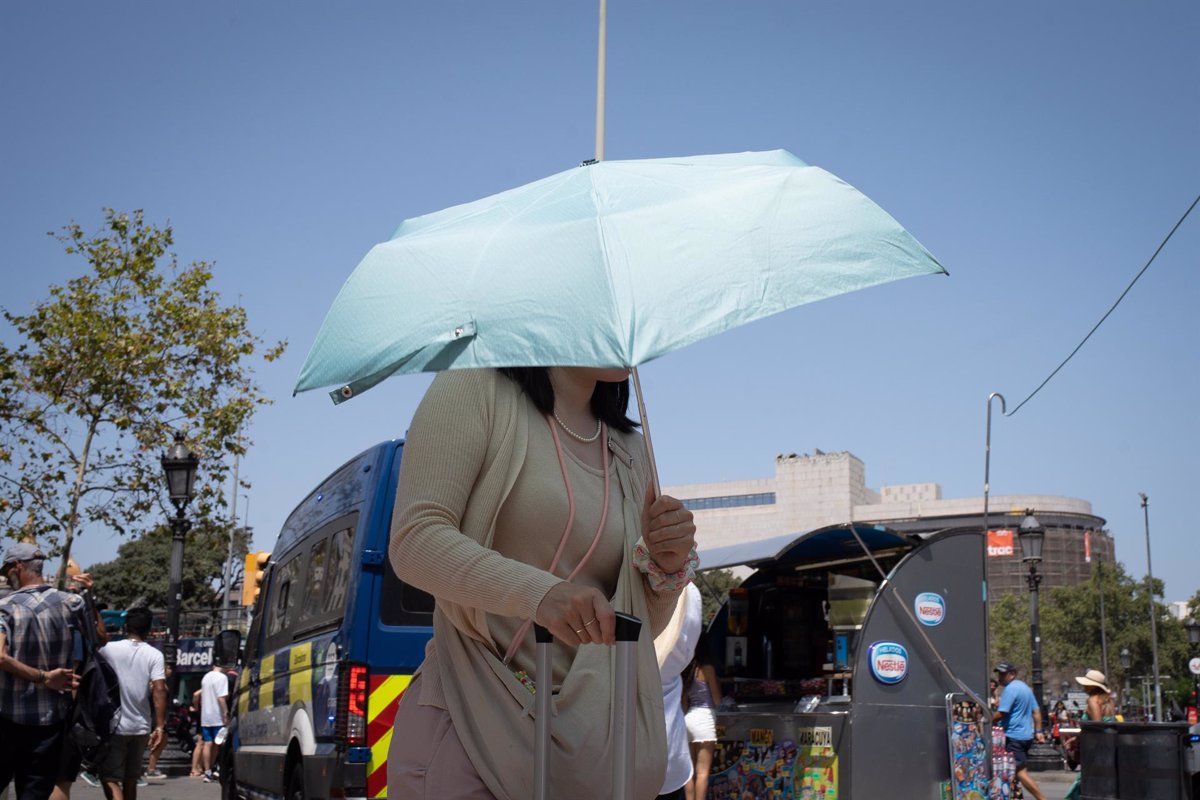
[{"xmin": 241, "ymin": 551, "xmax": 271, "ymax": 606}]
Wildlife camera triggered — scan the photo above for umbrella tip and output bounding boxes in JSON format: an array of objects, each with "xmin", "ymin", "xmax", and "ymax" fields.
[{"xmin": 579, "ymin": 158, "xmax": 598, "ymax": 168}]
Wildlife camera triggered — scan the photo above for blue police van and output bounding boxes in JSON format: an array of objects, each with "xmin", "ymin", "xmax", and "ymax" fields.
[{"xmin": 220, "ymin": 440, "xmax": 433, "ymax": 800}]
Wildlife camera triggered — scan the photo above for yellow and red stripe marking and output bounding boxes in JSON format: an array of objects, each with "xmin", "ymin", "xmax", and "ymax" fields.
[{"xmin": 366, "ymin": 674, "xmax": 412, "ymax": 798}]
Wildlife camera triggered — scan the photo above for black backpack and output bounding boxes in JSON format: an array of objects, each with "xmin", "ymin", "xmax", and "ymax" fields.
[{"xmin": 67, "ymin": 595, "xmax": 122, "ymax": 756}]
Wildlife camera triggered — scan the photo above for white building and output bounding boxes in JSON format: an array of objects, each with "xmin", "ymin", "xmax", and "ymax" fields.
[
  {"xmin": 1167, "ymin": 600, "xmax": 1192, "ymax": 621},
  {"xmin": 667, "ymin": 449, "xmax": 1112, "ymax": 598}
]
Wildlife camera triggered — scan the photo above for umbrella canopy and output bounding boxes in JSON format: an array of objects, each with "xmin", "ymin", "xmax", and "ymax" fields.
[{"xmin": 296, "ymin": 150, "xmax": 946, "ymax": 403}]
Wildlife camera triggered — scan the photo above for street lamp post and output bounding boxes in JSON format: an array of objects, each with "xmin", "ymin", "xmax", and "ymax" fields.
[
  {"xmin": 1186, "ymin": 618, "xmax": 1200, "ymax": 720},
  {"xmin": 1139, "ymin": 493, "xmax": 1162, "ymax": 721},
  {"xmin": 1016, "ymin": 510, "xmax": 1061, "ymax": 771},
  {"xmin": 1018, "ymin": 511, "xmax": 1046, "ymax": 710},
  {"xmin": 161, "ymin": 432, "xmax": 198, "ymax": 698}
]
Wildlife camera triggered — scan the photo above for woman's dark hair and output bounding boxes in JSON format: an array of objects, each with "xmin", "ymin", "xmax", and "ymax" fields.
[
  {"xmin": 682, "ymin": 629, "xmax": 718, "ymax": 691},
  {"xmin": 499, "ymin": 367, "xmax": 639, "ymax": 433},
  {"xmin": 693, "ymin": 629, "xmax": 717, "ymax": 669}
]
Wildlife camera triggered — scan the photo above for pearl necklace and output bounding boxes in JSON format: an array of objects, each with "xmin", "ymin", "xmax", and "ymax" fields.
[{"xmin": 552, "ymin": 408, "xmax": 602, "ymax": 443}]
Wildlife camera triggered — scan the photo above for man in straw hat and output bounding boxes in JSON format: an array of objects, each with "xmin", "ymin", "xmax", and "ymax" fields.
[{"xmin": 992, "ymin": 660, "xmax": 1048, "ymax": 800}]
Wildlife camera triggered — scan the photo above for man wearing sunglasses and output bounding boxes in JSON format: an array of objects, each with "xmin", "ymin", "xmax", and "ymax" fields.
[{"xmin": 0, "ymin": 543, "xmax": 91, "ymax": 800}]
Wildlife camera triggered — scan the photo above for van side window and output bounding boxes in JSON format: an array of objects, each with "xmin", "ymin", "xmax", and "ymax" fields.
[
  {"xmin": 287, "ymin": 516, "xmax": 357, "ymax": 637},
  {"xmin": 302, "ymin": 538, "xmax": 328, "ymax": 622},
  {"xmin": 380, "ymin": 556, "xmax": 435, "ymax": 626},
  {"xmin": 323, "ymin": 528, "xmax": 353, "ymax": 615},
  {"xmin": 266, "ymin": 556, "xmax": 302, "ymax": 641}
]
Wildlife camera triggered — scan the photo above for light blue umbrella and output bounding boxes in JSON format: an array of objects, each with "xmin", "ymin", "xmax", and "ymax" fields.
[
  {"xmin": 296, "ymin": 149, "xmax": 946, "ymax": 487},
  {"xmin": 298, "ymin": 149, "xmax": 943, "ymax": 396}
]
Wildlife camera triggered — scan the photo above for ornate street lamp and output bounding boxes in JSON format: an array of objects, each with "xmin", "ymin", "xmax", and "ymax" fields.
[
  {"xmin": 1015, "ymin": 510, "xmax": 1061, "ymax": 771},
  {"xmin": 1018, "ymin": 510, "xmax": 1045, "ymax": 711},
  {"xmin": 161, "ymin": 432, "xmax": 198, "ymax": 695}
]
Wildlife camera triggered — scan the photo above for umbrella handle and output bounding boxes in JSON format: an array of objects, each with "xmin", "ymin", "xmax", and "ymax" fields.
[{"xmin": 630, "ymin": 367, "xmax": 661, "ymax": 498}]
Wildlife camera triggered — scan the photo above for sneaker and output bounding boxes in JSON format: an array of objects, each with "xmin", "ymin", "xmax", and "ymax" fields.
[
  {"xmin": 79, "ymin": 771, "xmax": 101, "ymax": 788},
  {"xmin": 203, "ymin": 770, "xmax": 215, "ymax": 783},
  {"xmin": 145, "ymin": 769, "xmax": 166, "ymax": 781},
  {"xmin": 136, "ymin": 777, "xmax": 148, "ymax": 788}
]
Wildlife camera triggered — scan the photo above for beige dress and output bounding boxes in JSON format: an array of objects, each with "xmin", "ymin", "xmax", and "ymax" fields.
[{"xmin": 387, "ymin": 369, "xmax": 681, "ymax": 800}]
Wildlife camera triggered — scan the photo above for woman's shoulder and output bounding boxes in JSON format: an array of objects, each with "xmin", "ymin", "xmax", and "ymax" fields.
[
  {"xmin": 429, "ymin": 368, "xmax": 500, "ymax": 394},
  {"xmin": 423, "ymin": 369, "xmax": 523, "ymax": 410}
]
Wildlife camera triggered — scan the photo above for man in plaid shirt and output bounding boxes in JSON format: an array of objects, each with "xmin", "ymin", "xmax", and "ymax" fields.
[{"xmin": 0, "ymin": 543, "xmax": 90, "ymax": 800}]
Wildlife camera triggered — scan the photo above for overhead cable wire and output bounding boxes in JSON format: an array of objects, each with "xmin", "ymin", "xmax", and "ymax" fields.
[{"xmin": 1007, "ymin": 192, "xmax": 1200, "ymax": 417}]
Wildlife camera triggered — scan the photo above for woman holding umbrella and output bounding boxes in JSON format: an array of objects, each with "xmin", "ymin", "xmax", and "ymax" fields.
[{"xmin": 386, "ymin": 366, "xmax": 698, "ymax": 800}]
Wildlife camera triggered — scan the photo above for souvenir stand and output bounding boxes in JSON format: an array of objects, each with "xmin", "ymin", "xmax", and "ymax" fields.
[{"xmin": 697, "ymin": 524, "xmax": 992, "ymax": 800}]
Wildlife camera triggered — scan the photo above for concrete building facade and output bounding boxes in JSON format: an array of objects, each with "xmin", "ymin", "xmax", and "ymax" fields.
[{"xmin": 666, "ymin": 450, "xmax": 1113, "ymax": 600}]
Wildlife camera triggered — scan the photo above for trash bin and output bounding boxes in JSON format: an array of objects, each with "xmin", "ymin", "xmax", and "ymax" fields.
[{"xmin": 1079, "ymin": 721, "xmax": 1192, "ymax": 800}]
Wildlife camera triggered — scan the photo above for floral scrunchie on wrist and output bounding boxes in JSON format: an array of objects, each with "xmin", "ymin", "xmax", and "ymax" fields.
[{"xmin": 632, "ymin": 538, "xmax": 698, "ymax": 592}]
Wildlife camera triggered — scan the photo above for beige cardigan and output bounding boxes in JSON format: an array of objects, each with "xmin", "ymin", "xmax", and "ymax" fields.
[{"xmin": 389, "ymin": 369, "xmax": 681, "ymax": 800}]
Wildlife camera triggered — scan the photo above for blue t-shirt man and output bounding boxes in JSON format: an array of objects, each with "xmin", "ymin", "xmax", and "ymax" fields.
[
  {"xmin": 997, "ymin": 673, "xmax": 1038, "ymax": 740},
  {"xmin": 991, "ymin": 661, "xmax": 1048, "ymax": 799}
]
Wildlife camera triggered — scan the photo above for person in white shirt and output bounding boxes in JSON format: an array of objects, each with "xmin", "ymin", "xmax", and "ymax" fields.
[
  {"xmin": 98, "ymin": 608, "xmax": 166, "ymax": 800},
  {"xmin": 199, "ymin": 664, "xmax": 230, "ymax": 781},
  {"xmin": 656, "ymin": 583, "xmax": 703, "ymax": 800}
]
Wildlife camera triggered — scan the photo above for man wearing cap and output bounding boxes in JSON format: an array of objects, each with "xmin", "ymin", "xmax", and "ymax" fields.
[
  {"xmin": 0, "ymin": 543, "xmax": 91, "ymax": 800},
  {"xmin": 991, "ymin": 661, "xmax": 1047, "ymax": 800}
]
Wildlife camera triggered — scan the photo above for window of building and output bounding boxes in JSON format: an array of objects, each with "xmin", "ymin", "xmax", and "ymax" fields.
[{"xmin": 682, "ymin": 492, "xmax": 776, "ymax": 511}]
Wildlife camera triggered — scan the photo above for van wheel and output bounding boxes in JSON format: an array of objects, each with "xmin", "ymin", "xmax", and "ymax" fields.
[{"xmin": 287, "ymin": 762, "xmax": 306, "ymax": 800}]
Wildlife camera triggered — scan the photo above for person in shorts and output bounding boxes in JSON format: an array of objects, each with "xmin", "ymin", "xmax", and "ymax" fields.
[
  {"xmin": 98, "ymin": 608, "xmax": 166, "ymax": 800},
  {"xmin": 199, "ymin": 663, "xmax": 229, "ymax": 782},
  {"xmin": 991, "ymin": 661, "xmax": 1047, "ymax": 800}
]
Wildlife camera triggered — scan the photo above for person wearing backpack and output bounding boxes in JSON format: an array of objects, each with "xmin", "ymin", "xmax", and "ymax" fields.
[
  {"xmin": 96, "ymin": 608, "xmax": 165, "ymax": 800},
  {"xmin": 51, "ymin": 571, "xmax": 109, "ymax": 800},
  {"xmin": 0, "ymin": 543, "xmax": 90, "ymax": 800}
]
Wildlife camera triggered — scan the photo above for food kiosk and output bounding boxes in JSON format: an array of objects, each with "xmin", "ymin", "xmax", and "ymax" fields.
[{"xmin": 697, "ymin": 524, "xmax": 992, "ymax": 800}]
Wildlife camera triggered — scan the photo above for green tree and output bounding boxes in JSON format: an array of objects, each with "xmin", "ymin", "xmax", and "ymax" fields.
[
  {"xmin": 0, "ymin": 210, "xmax": 285, "ymax": 585},
  {"xmin": 87, "ymin": 524, "xmax": 250, "ymax": 612},
  {"xmin": 696, "ymin": 568, "xmax": 741, "ymax": 625},
  {"xmin": 988, "ymin": 592, "xmax": 1032, "ymax": 672},
  {"xmin": 1036, "ymin": 562, "xmax": 1193, "ymax": 714}
]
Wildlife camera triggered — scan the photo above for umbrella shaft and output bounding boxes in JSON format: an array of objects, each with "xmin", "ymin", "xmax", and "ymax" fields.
[{"xmin": 630, "ymin": 367, "xmax": 661, "ymax": 498}]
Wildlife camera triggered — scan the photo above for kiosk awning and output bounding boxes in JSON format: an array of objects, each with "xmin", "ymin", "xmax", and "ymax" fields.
[{"xmin": 697, "ymin": 524, "xmax": 916, "ymax": 572}]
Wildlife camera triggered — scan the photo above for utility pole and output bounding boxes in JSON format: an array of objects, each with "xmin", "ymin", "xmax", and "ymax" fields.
[
  {"xmin": 1096, "ymin": 559, "xmax": 1109, "ymax": 680},
  {"xmin": 1140, "ymin": 493, "xmax": 1162, "ymax": 721},
  {"xmin": 221, "ymin": 451, "xmax": 240, "ymax": 626}
]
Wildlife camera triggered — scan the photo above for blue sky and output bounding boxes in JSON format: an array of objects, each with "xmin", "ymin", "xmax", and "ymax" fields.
[{"xmin": 2, "ymin": 2, "xmax": 1197, "ymax": 603}]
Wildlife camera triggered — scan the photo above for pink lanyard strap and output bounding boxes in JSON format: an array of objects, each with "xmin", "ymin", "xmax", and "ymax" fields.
[{"xmin": 502, "ymin": 415, "xmax": 611, "ymax": 665}]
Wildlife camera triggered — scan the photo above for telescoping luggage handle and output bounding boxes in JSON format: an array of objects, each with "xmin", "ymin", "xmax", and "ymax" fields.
[{"xmin": 532, "ymin": 613, "xmax": 643, "ymax": 800}]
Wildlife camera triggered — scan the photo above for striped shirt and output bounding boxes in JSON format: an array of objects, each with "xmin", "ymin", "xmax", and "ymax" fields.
[{"xmin": 0, "ymin": 584, "xmax": 89, "ymax": 726}]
